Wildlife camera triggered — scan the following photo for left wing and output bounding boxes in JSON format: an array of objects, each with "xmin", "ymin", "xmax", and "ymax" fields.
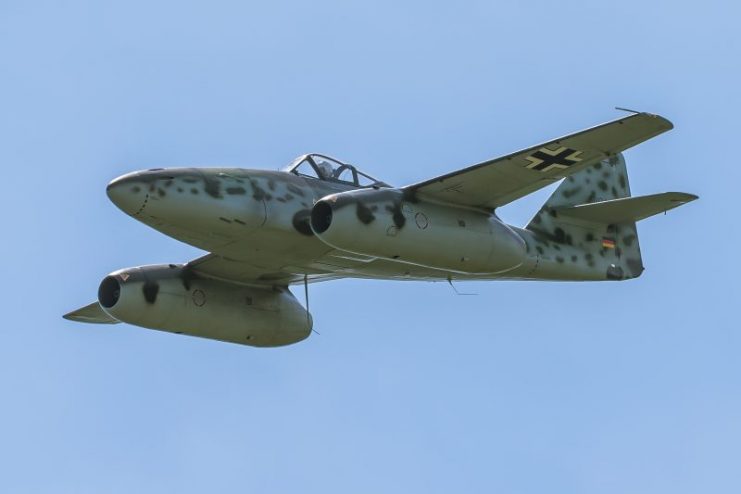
[
  {"xmin": 63, "ymin": 302, "xmax": 120, "ymax": 324},
  {"xmin": 63, "ymin": 257, "xmax": 341, "ymax": 325},
  {"xmin": 187, "ymin": 254, "xmax": 343, "ymax": 286},
  {"xmin": 404, "ymin": 112, "xmax": 673, "ymax": 210}
]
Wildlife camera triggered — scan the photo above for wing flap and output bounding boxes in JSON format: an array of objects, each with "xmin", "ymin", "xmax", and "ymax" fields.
[
  {"xmin": 405, "ymin": 112, "xmax": 673, "ymax": 209},
  {"xmin": 557, "ymin": 192, "xmax": 698, "ymax": 223},
  {"xmin": 63, "ymin": 302, "xmax": 120, "ymax": 324}
]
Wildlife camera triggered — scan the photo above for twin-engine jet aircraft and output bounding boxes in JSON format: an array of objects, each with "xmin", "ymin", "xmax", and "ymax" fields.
[{"xmin": 65, "ymin": 112, "xmax": 697, "ymax": 347}]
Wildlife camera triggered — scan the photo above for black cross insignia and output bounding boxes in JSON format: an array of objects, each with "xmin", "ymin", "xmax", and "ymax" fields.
[{"xmin": 525, "ymin": 147, "xmax": 583, "ymax": 172}]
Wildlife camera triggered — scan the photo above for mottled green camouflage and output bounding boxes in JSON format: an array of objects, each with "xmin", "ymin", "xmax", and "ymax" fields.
[{"xmin": 518, "ymin": 153, "xmax": 643, "ymax": 281}]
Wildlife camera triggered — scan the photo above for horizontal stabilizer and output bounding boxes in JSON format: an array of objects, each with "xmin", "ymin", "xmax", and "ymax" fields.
[
  {"xmin": 63, "ymin": 302, "xmax": 120, "ymax": 324},
  {"xmin": 557, "ymin": 192, "xmax": 698, "ymax": 223}
]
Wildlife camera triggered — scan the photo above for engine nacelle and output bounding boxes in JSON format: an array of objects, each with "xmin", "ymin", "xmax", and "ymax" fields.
[
  {"xmin": 310, "ymin": 188, "xmax": 526, "ymax": 274},
  {"xmin": 98, "ymin": 265, "xmax": 311, "ymax": 347}
]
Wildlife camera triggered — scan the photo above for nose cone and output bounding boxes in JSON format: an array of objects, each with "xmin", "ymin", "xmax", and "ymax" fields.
[{"xmin": 106, "ymin": 172, "xmax": 149, "ymax": 216}]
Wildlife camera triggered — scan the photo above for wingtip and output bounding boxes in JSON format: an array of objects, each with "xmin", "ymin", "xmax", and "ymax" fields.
[
  {"xmin": 651, "ymin": 113, "xmax": 674, "ymax": 131},
  {"xmin": 617, "ymin": 109, "xmax": 674, "ymax": 131},
  {"xmin": 636, "ymin": 111, "xmax": 674, "ymax": 131},
  {"xmin": 63, "ymin": 302, "xmax": 120, "ymax": 324},
  {"xmin": 672, "ymin": 192, "xmax": 699, "ymax": 202},
  {"xmin": 62, "ymin": 311, "xmax": 82, "ymax": 321}
]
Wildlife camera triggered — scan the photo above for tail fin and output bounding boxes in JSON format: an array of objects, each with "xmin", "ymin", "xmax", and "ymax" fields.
[{"xmin": 524, "ymin": 153, "xmax": 696, "ymax": 280}]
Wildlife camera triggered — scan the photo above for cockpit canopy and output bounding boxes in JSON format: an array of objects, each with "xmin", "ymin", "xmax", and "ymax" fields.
[{"xmin": 284, "ymin": 154, "xmax": 389, "ymax": 188}]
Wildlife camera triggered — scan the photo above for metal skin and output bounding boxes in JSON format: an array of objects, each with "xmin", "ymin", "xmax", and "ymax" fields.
[
  {"xmin": 97, "ymin": 265, "xmax": 311, "ymax": 347},
  {"xmin": 66, "ymin": 114, "xmax": 697, "ymax": 347},
  {"xmin": 101, "ymin": 158, "xmax": 649, "ymax": 284},
  {"xmin": 104, "ymin": 165, "xmax": 536, "ymax": 282},
  {"xmin": 310, "ymin": 189, "xmax": 527, "ymax": 274}
]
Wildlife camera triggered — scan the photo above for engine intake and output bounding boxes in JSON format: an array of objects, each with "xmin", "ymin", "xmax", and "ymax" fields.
[
  {"xmin": 310, "ymin": 200, "xmax": 333, "ymax": 234},
  {"xmin": 98, "ymin": 276, "xmax": 121, "ymax": 308}
]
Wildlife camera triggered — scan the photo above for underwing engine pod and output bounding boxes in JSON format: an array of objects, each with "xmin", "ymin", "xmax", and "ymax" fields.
[
  {"xmin": 97, "ymin": 265, "xmax": 311, "ymax": 347},
  {"xmin": 310, "ymin": 188, "xmax": 526, "ymax": 274}
]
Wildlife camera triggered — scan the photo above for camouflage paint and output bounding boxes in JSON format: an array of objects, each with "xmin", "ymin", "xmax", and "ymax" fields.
[{"xmin": 103, "ymin": 153, "xmax": 683, "ymax": 285}]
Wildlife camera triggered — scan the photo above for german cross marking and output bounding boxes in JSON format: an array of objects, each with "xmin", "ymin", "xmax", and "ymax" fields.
[{"xmin": 525, "ymin": 147, "xmax": 583, "ymax": 172}]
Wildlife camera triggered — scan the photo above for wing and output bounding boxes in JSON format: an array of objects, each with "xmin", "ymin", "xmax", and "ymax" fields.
[
  {"xmin": 187, "ymin": 254, "xmax": 344, "ymax": 286},
  {"xmin": 404, "ymin": 112, "xmax": 673, "ymax": 210},
  {"xmin": 63, "ymin": 302, "xmax": 120, "ymax": 324},
  {"xmin": 63, "ymin": 256, "xmax": 341, "ymax": 324}
]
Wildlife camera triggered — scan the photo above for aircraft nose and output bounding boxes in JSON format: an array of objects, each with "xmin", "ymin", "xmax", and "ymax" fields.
[{"xmin": 106, "ymin": 172, "xmax": 149, "ymax": 216}]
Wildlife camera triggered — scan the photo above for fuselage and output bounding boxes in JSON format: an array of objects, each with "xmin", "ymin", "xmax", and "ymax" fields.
[{"xmin": 105, "ymin": 163, "xmax": 537, "ymax": 283}]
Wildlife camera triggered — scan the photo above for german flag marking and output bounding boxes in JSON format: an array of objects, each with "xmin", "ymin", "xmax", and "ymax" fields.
[{"xmin": 602, "ymin": 238, "xmax": 616, "ymax": 249}]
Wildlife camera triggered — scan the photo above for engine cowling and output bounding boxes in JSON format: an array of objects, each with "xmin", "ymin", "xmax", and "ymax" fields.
[
  {"xmin": 98, "ymin": 265, "xmax": 311, "ymax": 347},
  {"xmin": 310, "ymin": 188, "xmax": 526, "ymax": 274}
]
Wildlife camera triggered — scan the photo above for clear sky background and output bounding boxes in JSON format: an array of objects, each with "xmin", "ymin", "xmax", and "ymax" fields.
[{"xmin": 1, "ymin": 1, "xmax": 738, "ymax": 492}]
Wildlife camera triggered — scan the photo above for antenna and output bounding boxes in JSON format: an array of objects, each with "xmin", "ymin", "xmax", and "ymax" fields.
[
  {"xmin": 447, "ymin": 276, "xmax": 477, "ymax": 296},
  {"xmin": 615, "ymin": 106, "xmax": 641, "ymax": 115}
]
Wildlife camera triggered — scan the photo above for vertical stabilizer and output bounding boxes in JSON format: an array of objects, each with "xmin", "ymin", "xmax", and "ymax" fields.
[{"xmin": 523, "ymin": 153, "xmax": 644, "ymax": 280}]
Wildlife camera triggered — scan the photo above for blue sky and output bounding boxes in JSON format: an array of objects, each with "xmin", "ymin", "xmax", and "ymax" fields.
[{"xmin": 1, "ymin": 1, "xmax": 738, "ymax": 492}]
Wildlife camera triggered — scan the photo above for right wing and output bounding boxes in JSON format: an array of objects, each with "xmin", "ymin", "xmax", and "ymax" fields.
[{"xmin": 404, "ymin": 112, "xmax": 673, "ymax": 210}]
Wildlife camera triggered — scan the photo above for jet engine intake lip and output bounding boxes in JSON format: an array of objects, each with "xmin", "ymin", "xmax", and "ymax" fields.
[
  {"xmin": 98, "ymin": 276, "xmax": 121, "ymax": 308},
  {"xmin": 310, "ymin": 201, "xmax": 333, "ymax": 234}
]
